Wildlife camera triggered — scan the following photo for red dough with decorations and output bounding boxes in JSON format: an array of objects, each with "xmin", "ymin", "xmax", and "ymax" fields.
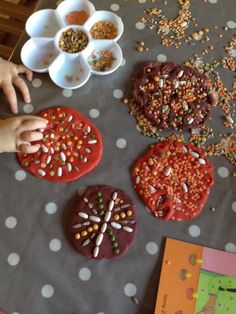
[
  {"xmin": 18, "ymin": 106, "xmax": 103, "ymax": 182},
  {"xmin": 132, "ymin": 141, "xmax": 214, "ymax": 221},
  {"xmin": 67, "ymin": 185, "xmax": 137, "ymax": 259}
]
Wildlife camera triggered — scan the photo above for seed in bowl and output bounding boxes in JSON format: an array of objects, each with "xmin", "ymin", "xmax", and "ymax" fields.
[
  {"xmin": 59, "ymin": 28, "xmax": 89, "ymax": 53},
  {"xmin": 65, "ymin": 10, "xmax": 89, "ymax": 25},
  {"xmin": 90, "ymin": 21, "xmax": 118, "ymax": 39},
  {"xmin": 65, "ymin": 74, "xmax": 81, "ymax": 82},
  {"xmin": 88, "ymin": 49, "xmax": 116, "ymax": 72}
]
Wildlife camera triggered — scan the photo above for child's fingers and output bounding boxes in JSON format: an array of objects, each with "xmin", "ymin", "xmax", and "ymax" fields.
[
  {"xmin": 21, "ymin": 115, "xmax": 48, "ymax": 124},
  {"xmin": 1, "ymin": 81, "xmax": 18, "ymax": 113},
  {"xmin": 20, "ymin": 131, "xmax": 43, "ymax": 142},
  {"xmin": 13, "ymin": 76, "xmax": 31, "ymax": 104},
  {"xmin": 20, "ymin": 118, "xmax": 48, "ymax": 132},
  {"xmin": 17, "ymin": 64, "xmax": 33, "ymax": 82},
  {"xmin": 18, "ymin": 143, "xmax": 40, "ymax": 154}
]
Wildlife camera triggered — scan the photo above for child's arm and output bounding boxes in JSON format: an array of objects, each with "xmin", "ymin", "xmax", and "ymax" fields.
[
  {"xmin": 0, "ymin": 57, "xmax": 33, "ymax": 113},
  {"xmin": 0, "ymin": 116, "xmax": 48, "ymax": 153}
]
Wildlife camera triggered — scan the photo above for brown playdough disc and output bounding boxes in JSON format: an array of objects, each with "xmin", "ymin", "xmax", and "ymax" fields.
[
  {"xmin": 132, "ymin": 140, "xmax": 214, "ymax": 221},
  {"xmin": 18, "ymin": 106, "xmax": 103, "ymax": 182},
  {"xmin": 67, "ymin": 185, "xmax": 137, "ymax": 259},
  {"xmin": 131, "ymin": 61, "xmax": 216, "ymax": 131}
]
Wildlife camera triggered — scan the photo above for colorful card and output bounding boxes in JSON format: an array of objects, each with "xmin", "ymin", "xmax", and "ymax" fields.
[{"xmin": 154, "ymin": 238, "xmax": 236, "ymax": 314}]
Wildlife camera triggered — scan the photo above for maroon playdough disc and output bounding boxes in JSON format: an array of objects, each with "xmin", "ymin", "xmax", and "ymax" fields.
[
  {"xmin": 18, "ymin": 106, "xmax": 103, "ymax": 182},
  {"xmin": 132, "ymin": 140, "xmax": 214, "ymax": 221},
  {"xmin": 67, "ymin": 185, "xmax": 137, "ymax": 259},
  {"xmin": 132, "ymin": 62, "xmax": 216, "ymax": 130}
]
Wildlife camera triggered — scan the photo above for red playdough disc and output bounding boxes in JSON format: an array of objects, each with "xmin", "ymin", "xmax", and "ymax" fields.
[
  {"xmin": 18, "ymin": 106, "xmax": 103, "ymax": 182},
  {"xmin": 132, "ymin": 140, "xmax": 214, "ymax": 221}
]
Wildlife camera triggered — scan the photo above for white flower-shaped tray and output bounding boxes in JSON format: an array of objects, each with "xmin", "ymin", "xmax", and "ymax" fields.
[{"xmin": 21, "ymin": 0, "xmax": 124, "ymax": 89}]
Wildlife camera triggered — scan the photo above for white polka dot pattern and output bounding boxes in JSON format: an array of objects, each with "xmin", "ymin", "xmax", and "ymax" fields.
[
  {"xmin": 124, "ymin": 283, "xmax": 137, "ymax": 297},
  {"xmin": 145, "ymin": 242, "xmax": 159, "ymax": 255},
  {"xmin": 113, "ymin": 89, "xmax": 124, "ymax": 99},
  {"xmin": 49, "ymin": 239, "xmax": 62, "ymax": 252},
  {"xmin": 5, "ymin": 217, "xmax": 17, "ymax": 229},
  {"xmin": 217, "ymin": 167, "xmax": 229, "ymax": 178},
  {"xmin": 7, "ymin": 253, "xmax": 20, "ymax": 266},
  {"xmin": 116, "ymin": 138, "xmax": 127, "ymax": 149},
  {"xmin": 188, "ymin": 225, "xmax": 201, "ymax": 237},
  {"xmin": 227, "ymin": 21, "xmax": 236, "ymax": 29},
  {"xmin": 232, "ymin": 202, "xmax": 236, "ymax": 213},
  {"xmin": 225, "ymin": 242, "xmax": 236, "ymax": 253},
  {"xmin": 41, "ymin": 285, "xmax": 54, "ymax": 298},
  {"xmin": 32, "ymin": 79, "xmax": 42, "ymax": 88},
  {"xmin": 62, "ymin": 89, "xmax": 73, "ymax": 97},
  {"xmin": 135, "ymin": 22, "xmax": 145, "ymax": 30},
  {"xmin": 23, "ymin": 104, "xmax": 34, "ymax": 114},
  {"xmin": 89, "ymin": 109, "xmax": 100, "ymax": 118},
  {"xmin": 15, "ymin": 170, "xmax": 27, "ymax": 181},
  {"xmin": 157, "ymin": 54, "xmax": 167, "ymax": 62},
  {"xmin": 110, "ymin": 4, "xmax": 120, "ymax": 11},
  {"xmin": 79, "ymin": 267, "xmax": 92, "ymax": 281},
  {"xmin": 45, "ymin": 202, "xmax": 58, "ymax": 215},
  {"xmin": 121, "ymin": 58, "xmax": 126, "ymax": 66}
]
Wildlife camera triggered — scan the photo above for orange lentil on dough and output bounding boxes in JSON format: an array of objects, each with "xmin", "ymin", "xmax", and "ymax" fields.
[
  {"xmin": 65, "ymin": 10, "xmax": 89, "ymax": 26},
  {"xmin": 90, "ymin": 20, "xmax": 118, "ymax": 39}
]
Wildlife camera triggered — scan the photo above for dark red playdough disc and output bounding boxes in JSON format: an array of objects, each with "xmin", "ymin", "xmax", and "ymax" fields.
[
  {"xmin": 18, "ymin": 106, "xmax": 103, "ymax": 182},
  {"xmin": 67, "ymin": 185, "xmax": 137, "ymax": 259},
  {"xmin": 132, "ymin": 62, "xmax": 216, "ymax": 130},
  {"xmin": 132, "ymin": 140, "xmax": 214, "ymax": 221}
]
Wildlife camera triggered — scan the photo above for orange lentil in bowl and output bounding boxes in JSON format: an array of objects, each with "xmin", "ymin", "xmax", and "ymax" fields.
[
  {"xmin": 90, "ymin": 20, "xmax": 118, "ymax": 39},
  {"xmin": 65, "ymin": 10, "xmax": 89, "ymax": 26}
]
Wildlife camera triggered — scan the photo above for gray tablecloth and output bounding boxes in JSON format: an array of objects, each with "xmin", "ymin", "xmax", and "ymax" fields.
[{"xmin": 0, "ymin": 0, "xmax": 235, "ymax": 313}]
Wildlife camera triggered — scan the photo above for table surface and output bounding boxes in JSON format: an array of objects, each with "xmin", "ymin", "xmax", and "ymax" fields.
[{"xmin": 0, "ymin": 0, "xmax": 235, "ymax": 314}]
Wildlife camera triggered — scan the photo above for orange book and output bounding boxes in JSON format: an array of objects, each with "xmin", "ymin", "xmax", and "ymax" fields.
[{"xmin": 154, "ymin": 238, "xmax": 236, "ymax": 314}]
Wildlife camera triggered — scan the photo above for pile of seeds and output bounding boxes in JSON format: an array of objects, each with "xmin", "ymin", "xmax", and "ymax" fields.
[
  {"xmin": 221, "ymin": 36, "xmax": 236, "ymax": 72},
  {"xmin": 184, "ymin": 56, "xmax": 236, "ymax": 130},
  {"xmin": 88, "ymin": 49, "xmax": 116, "ymax": 72},
  {"xmin": 205, "ymin": 134, "xmax": 236, "ymax": 168},
  {"xmin": 65, "ymin": 10, "xmax": 89, "ymax": 25},
  {"xmin": 90, "ymin": 20, "xmax": 118, "ymax": 39},
  {"xmin": 59, "ymin": 28, "xmax": 89, "ymax": 53}
]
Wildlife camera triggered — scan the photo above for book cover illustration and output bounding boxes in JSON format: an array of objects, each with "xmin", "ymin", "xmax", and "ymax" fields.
[{"xmin": 154, "ymin": 238, "xmax": 236, "ymax": 314}]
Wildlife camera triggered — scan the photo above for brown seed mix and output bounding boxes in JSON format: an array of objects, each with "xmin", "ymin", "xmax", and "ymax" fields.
[
  {"xmin": 88, "ymin": 49, "xmax": 116, "ymax": 72},
  {"xmin": 59, "ymin": 28, "xmax": 89, "ymax": 53}
]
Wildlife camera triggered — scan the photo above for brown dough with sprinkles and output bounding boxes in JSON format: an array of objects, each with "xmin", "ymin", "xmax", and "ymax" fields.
[
  {"xmin": 67, "ymin": 185, "xmax": 137, "ymax": 259},
  {"xmin": 132, "ymin": 141, "xmax": 214, "ymax": 221},
  {"xmin": 18, "ymin": 106, "xmax": 103, "ymax": 182},
  {"xmin": 132, "ymin": 62, "xmax": 216, "ymax": 130}
]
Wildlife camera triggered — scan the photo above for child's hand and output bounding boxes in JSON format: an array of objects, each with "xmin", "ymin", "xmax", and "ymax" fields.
[
  {"xmin": 0, "ymin": 58, "xmax": 33, "ymax": 114},
  {"xmin": 0, "ymin": 116, "xmax": 48, "ymax": 153}
]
